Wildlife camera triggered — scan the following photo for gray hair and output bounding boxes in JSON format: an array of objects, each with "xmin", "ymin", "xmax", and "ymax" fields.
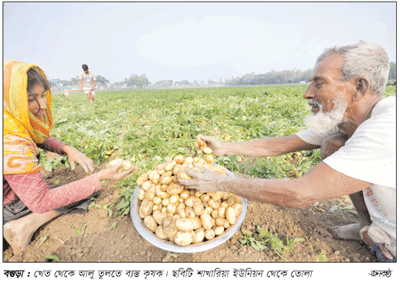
[{"xmin": 316, "ymin": 40, "xmax": 390, "ymax": 95}]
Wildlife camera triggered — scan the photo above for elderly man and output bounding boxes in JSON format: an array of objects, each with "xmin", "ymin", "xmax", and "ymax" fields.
[{"xmin": 179, "ymin": 41, "xmax": 395, "ymax": 262}]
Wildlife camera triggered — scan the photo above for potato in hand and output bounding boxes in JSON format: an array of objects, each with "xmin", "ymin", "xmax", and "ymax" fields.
[
  {"xmin": 109, "ymin": 158, "xmax": 134, "ymax": 173},
  {"xmin": 195, "ymin": 135, "xmax": 213, "ymax": 155}
]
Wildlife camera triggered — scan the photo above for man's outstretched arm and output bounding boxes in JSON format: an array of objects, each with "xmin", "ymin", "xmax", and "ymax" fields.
[
  {"xmin": 180, "ymin": 162, "xmax": 371, "ymax": 209},
  {"xmin": 203, "ymin": 134, "xmax": 320, "ymax": 157}
]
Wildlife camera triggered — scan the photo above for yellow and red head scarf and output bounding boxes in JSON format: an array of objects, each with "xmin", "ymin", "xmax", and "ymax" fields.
[{"xmin": 3, "ymin": 60, "xmax": 53, "ymax": 174}]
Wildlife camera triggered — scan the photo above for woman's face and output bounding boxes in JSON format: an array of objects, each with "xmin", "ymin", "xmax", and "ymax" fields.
[{"xmin": 28, "ymin": 83, "xmax": 47, "ymax": 117}]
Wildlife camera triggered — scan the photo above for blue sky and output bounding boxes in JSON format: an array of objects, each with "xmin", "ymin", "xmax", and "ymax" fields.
[{"xmin": 3, "ymin": 2, "xmax": 396, "ymax": 84}]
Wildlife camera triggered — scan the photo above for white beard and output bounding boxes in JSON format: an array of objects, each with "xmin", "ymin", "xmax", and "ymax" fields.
[{"xmin": 304, "ymin": 95, "xmax": 348, "ymax": 135}]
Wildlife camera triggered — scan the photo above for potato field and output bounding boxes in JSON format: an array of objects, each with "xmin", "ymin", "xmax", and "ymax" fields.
[
  {"xmin": 46, "ymin": 84, "xmax": 395, "ymax": 216},
  {"xmin": 45, "ymin": 85, "xmax": 317, "ymax": 214},
  {"xmin": 5, "ymin": 84, "xmax": 395, "ymax": 263}
]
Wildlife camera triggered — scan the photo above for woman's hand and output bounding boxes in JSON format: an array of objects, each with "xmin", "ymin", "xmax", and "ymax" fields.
[
  {"xmin": 201, "ymin": 136, "xmax": 226, "ymax": 156},
  {"xmin": 62, "ymin": 145, "xmax": 95, "ymax": 173},
  {"xmin": 97, "ymin": 160, "xmax": 136, "ymax": 181}
]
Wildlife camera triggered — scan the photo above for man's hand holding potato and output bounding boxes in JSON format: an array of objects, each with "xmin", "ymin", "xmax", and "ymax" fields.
[
  {"xmin": 198, "ymin": 136, "xmax": 226, "ymax": 156},
  {"xmin": 178, "ymin": 164, "xmax": 230, "ymax": 193}
]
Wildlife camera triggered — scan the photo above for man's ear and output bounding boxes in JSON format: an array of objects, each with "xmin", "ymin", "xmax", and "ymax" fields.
[{"xmin": 353, "ymin": 77, "xmax": 370, "ymax": 101}]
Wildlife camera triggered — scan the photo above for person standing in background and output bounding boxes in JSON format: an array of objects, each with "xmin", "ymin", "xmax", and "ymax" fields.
[{"xmin": 79, "ymin": 64, "xmax": 97, "ymax": 103}]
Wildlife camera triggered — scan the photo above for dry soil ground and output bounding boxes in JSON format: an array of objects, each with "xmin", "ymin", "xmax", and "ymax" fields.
[{"xmin": 3, "ymin": 155, "xmax": 376, "ymax": 263}]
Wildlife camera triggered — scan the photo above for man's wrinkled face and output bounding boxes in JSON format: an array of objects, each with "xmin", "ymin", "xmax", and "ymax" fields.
[
  {"xmin": 304, "ymin": 93, "xmax": 348, "ymax": 134},
  {"xmin": 303, "ymin": 54, "xmax": 353, "ymax": 134}
]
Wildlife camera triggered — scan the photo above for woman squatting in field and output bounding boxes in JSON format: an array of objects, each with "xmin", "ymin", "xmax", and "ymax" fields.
[{"xmin": 3, "ymin": 60, "xmax": 136, "ymax": 254}]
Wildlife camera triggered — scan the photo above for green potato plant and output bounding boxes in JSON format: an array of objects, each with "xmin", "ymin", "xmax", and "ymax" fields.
[{"xmin": 46, "ymin": 85, "xmax": 395, "ymax": 217}]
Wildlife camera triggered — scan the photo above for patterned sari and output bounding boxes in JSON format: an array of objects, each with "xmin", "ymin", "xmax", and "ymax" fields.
[{"xmin": 3, "ymin": 60, "xmax": 53, "ymax": 177}]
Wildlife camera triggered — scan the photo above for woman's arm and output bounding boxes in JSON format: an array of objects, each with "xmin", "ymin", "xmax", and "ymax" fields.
[
  {"xmin": 4, "ymin": 172, "xmax": 102, "ymax": 213},
  {"xmin": 37, "ymin": 137, "xmax": 67, "ymax": 155},
  {"xmin": 38, "ymin": 137, "xmax": 95, "ymax": 172},
  {"xmin": 4, "ymin": 160, "xmax": 135, "ymax": 213}
]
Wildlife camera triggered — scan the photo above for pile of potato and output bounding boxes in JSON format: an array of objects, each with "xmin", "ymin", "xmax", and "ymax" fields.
[{"xmin": 136, "ymin": 155, "xmax": 243, "ymax": 246}]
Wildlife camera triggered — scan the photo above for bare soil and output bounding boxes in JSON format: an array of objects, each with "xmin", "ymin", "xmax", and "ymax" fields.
[{"xmin": 3, "ymin": 155, "xmax": 376, "ymax": 263}]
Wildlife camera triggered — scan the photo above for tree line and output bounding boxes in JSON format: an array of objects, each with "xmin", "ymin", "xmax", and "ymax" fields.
[{"xmin": 49, "ymin": 62, "xmax": 396, "ymax": 92}]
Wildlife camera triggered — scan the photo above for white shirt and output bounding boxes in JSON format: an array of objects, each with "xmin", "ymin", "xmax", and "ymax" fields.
[
  {"xmin": 296, "ymin": 97, "xmax": 396, "ymax": 240},
  {"xmin": 79, "ymin": 71, "xmax": 96, "ymax": 89}
]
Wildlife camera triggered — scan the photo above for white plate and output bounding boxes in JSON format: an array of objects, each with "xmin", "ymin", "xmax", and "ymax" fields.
[{"xmin": 130, "ymin": 168, "xmax": 247, "ymax": 253}]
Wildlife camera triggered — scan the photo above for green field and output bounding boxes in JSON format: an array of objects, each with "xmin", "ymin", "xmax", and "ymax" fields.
[{"xmin": 43, "ymin": 85, "xmax": 396, "ymax": 215}]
